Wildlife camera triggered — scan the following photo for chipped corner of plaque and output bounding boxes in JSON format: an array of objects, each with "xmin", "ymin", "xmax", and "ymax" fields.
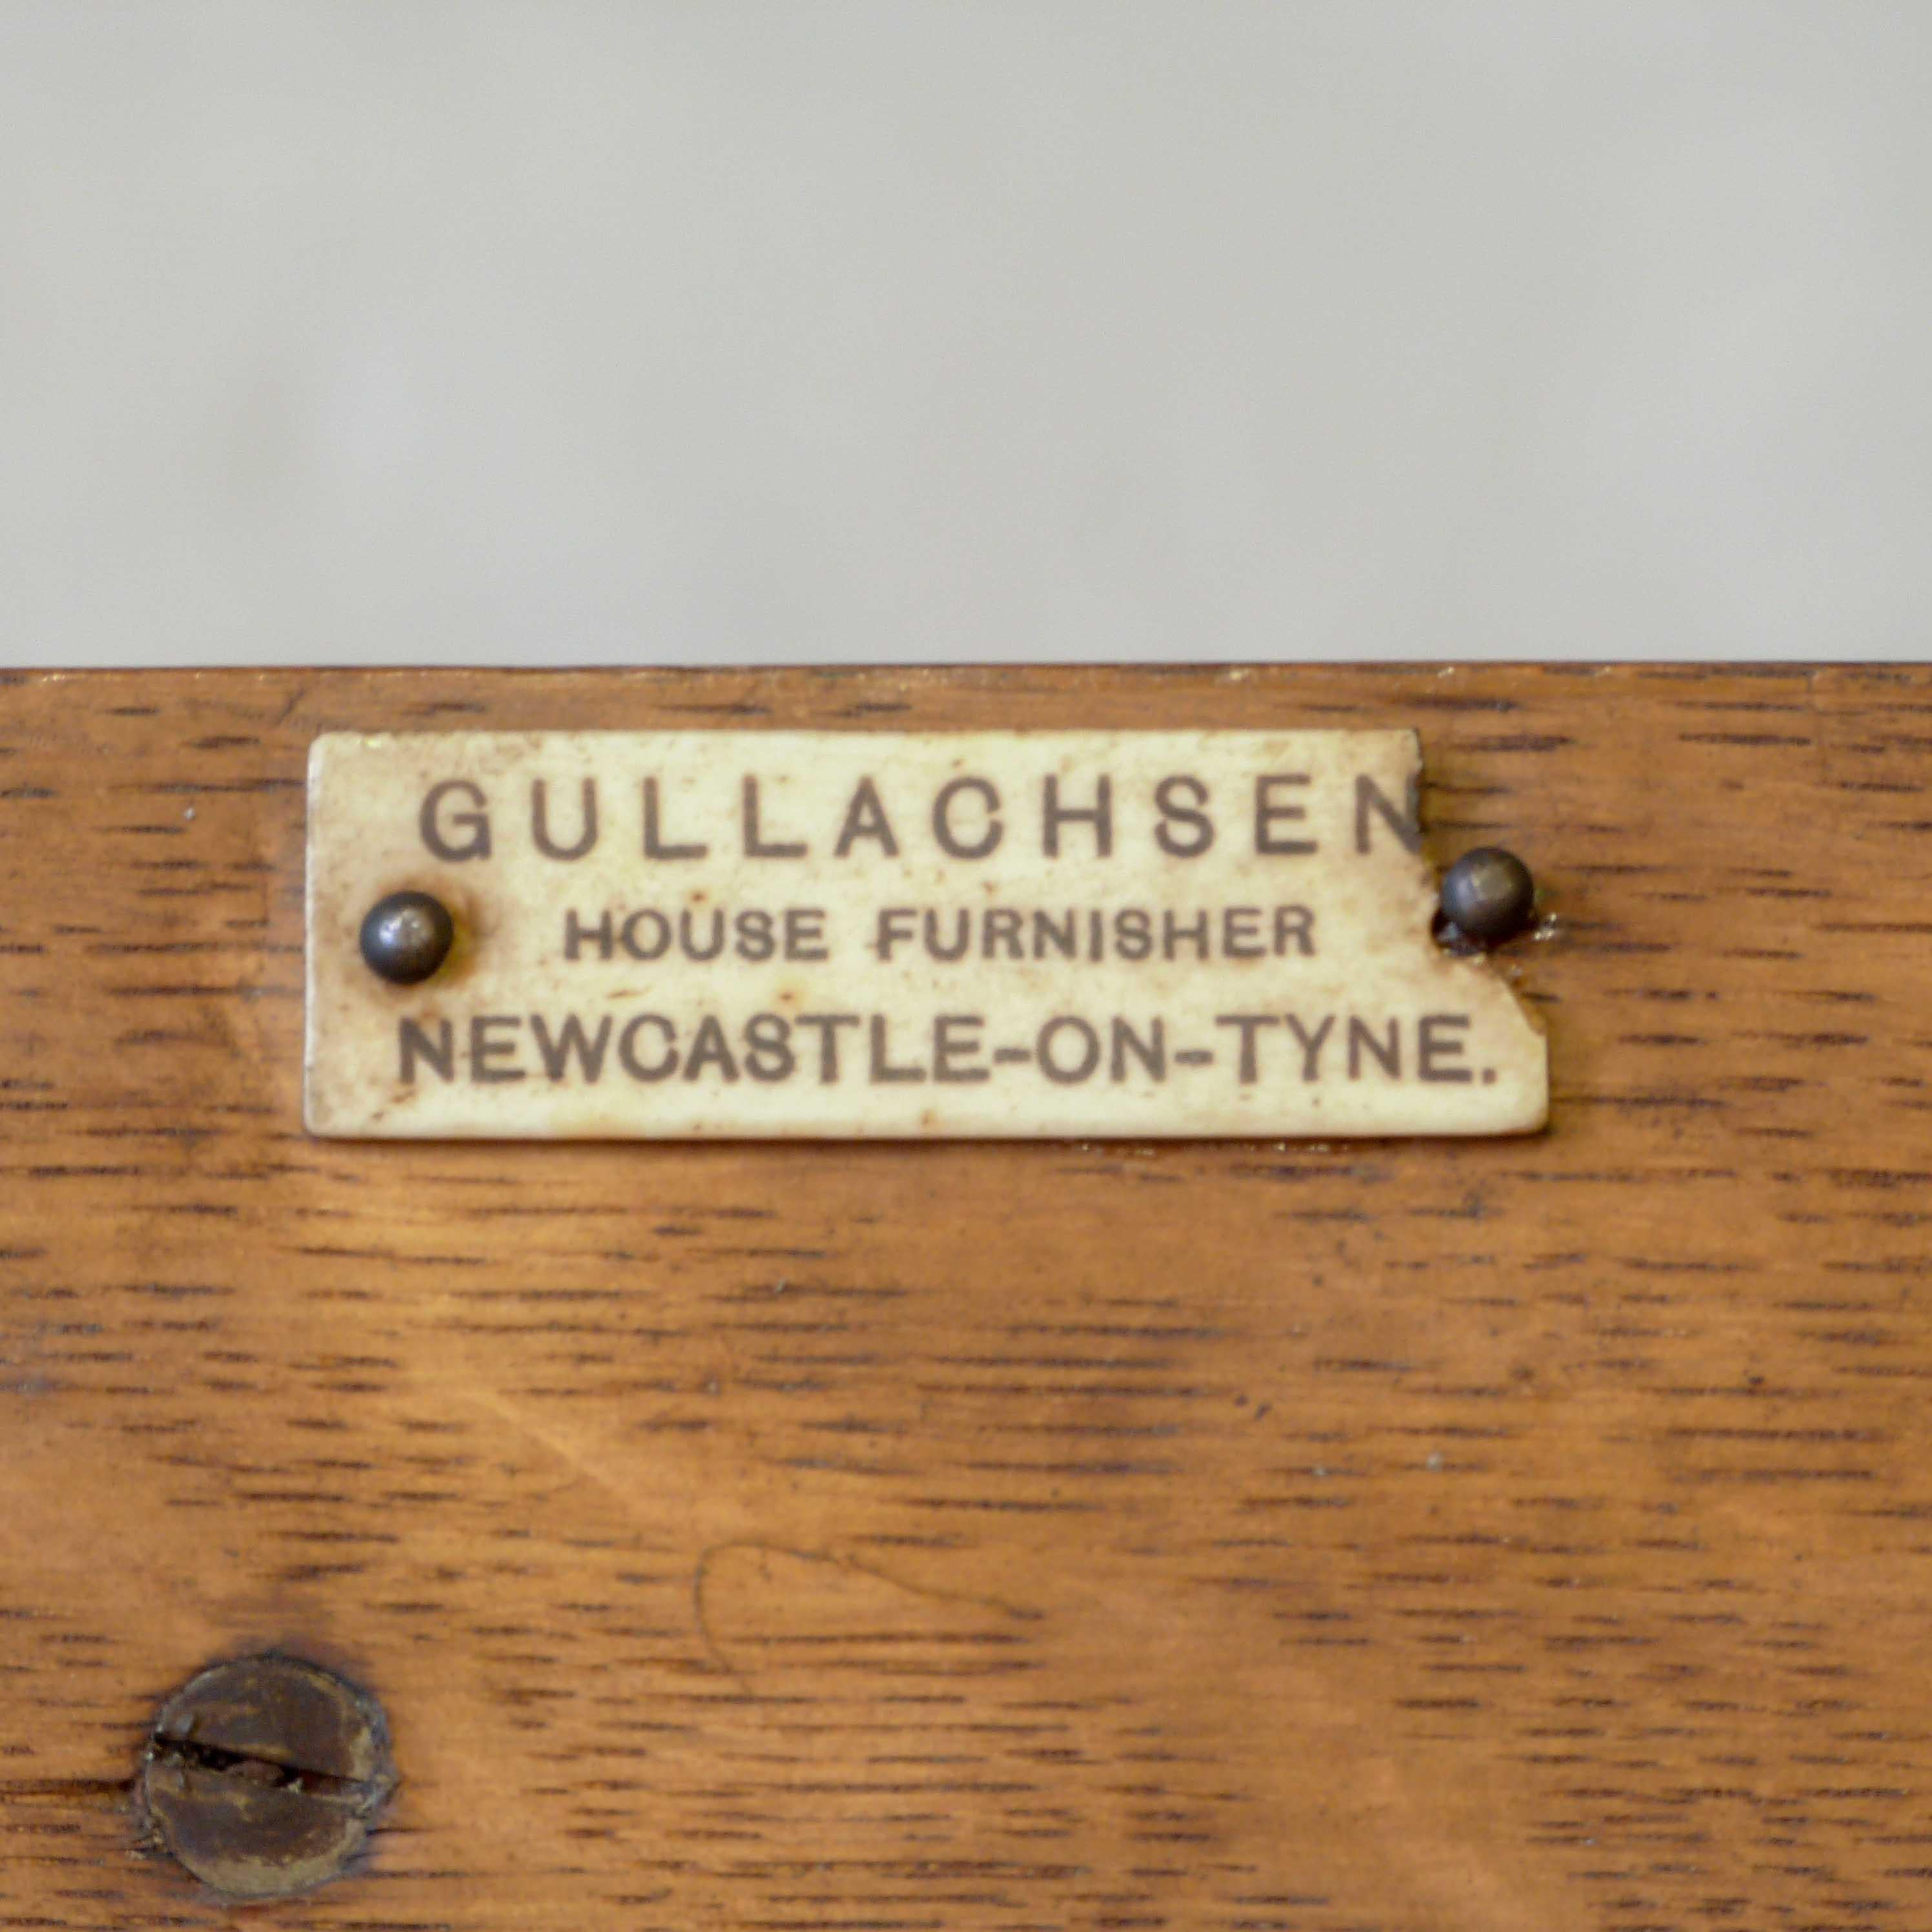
[
  {"xmin": 1397, "ymin": 729, "xmax": 1549, "ymax": 1136},
  {"xmin": 1464, "ymin": 961, "xmax": 1550, "ymax": 1138}
]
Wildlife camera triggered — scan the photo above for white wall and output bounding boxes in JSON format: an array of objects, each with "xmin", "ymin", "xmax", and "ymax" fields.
[{"xmin": 4, "ymin": 3, "xmax": 1927, "ymax": 668}]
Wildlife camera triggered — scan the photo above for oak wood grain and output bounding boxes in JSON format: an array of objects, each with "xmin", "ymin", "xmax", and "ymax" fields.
[{"xmin": 2, "ymin": 664, "xmax": 1930, "ymax": 1932}]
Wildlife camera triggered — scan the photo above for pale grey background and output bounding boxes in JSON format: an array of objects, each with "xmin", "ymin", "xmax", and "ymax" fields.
[{"xmin": 3, "ymin": 2, "xmax": 1927, "ymax": 668}]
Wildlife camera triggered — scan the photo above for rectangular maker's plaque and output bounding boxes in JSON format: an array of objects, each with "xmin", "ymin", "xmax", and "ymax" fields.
[{"xmin": 305, "ymin": 730, "xmax": 1547, "ymax": 1138}]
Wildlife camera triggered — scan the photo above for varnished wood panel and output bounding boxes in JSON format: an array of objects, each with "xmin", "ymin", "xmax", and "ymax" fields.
[{"xmin": 2, "ymin": 664, "xmax": 1930, "ymax": 1931}]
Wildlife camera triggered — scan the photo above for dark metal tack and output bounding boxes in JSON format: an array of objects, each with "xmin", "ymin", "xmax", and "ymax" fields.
[
  {"xmin": 1439, "ymin": 847, "xmax": 1537, "ymax": 945},
  {"xmin": 358, "ymin": 889, "xmax": 454, "ymax": 985}
]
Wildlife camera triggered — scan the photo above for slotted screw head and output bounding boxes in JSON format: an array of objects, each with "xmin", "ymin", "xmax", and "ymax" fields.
[{"xmin": 138, "ymin": 1654, "xmax": 395, "ymax": 1902}]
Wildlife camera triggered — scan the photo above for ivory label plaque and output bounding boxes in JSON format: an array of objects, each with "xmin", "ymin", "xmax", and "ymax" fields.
[{"xmin": 304, "ymin": 730, "xmax": 1547, "ymax": 1139}]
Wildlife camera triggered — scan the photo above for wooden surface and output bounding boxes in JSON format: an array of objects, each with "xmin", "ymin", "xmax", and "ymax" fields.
[{"xmin": 2, "ymin": 664, "xmax": 1931, "ymax": 1931}]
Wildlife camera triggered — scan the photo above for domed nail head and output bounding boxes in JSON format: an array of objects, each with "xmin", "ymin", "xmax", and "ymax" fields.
[
  {"xmin": 1439, "ymin": 847, "xmax": 1536, "ymax": 945},
  {"xmin": 358, "ymin": 890, "xmax": 454, "ymax": 985}
]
